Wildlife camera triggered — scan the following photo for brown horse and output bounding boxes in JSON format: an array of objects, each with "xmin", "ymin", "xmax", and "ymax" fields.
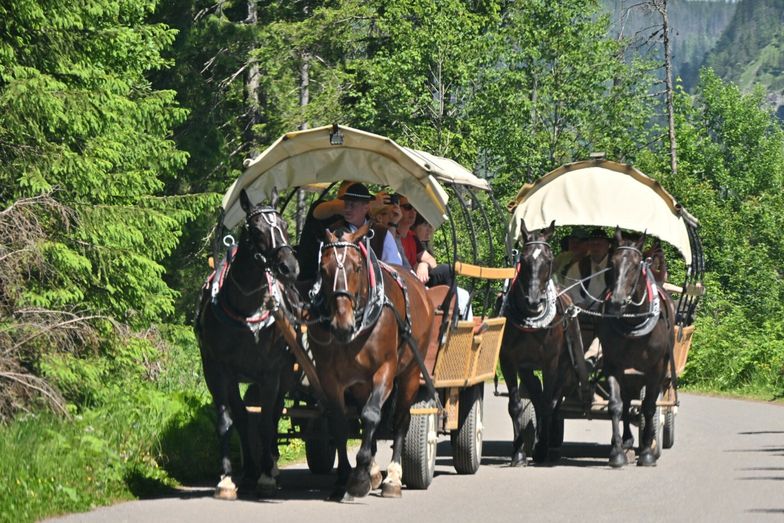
[
  {"xmin": 598, "ymin": 228, "xmax": 675, "ymax": 467},
  {"xmin": 195, "ymin": 188, "xmax": 300, "ymax": 499},
  {"xmin": 499, "ymin": 220, "xmax": 590, "ymax": 466},
  {"xmin": 308, "ymin": 223, "xmax": 434, "ymax": 500}
]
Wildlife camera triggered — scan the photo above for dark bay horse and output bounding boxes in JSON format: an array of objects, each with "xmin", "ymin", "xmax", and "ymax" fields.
[
  {"xmin": 308, "ymin": 224, "xmax": 434, "ymax": 500},
  {"xmin": 499, "ymin": 220, "xmax": 590, "ymax": 466},
  {"xmin": 195, "ymin": 188, "xmax": 300, "ymax": 499},
  {"xmin": 598, "ymin": 228, "xmax": 675, "ymax": 467}
]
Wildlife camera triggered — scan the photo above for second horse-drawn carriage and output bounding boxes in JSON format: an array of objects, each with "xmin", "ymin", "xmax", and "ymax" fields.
[{"xmin": 500, "ymin": 158, "xmax": 704, "ymax": 466}]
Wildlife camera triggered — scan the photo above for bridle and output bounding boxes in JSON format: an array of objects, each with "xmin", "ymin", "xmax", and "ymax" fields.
[
  {"xmin": 515, "ymin": 239, "xmax": 554, "ymax": 303},
  {"xmin": 611, "ymin": 245, "xmax": 648, "ymax": 309},
  {"xmin": 319, "ymin": 239, "xmax": 370, "ymax": 332},
  {"xmin": 322, "ymin": 240, "xmax": 367, "ymax": 307},
  {"xmin": 244, "ymin": 206, "xmax": 294, "ymax": 272}
]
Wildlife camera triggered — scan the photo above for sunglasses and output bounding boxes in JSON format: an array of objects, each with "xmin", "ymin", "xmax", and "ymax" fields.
[{"xmin": 401, "ymin": 204, "xmax": 413, "ymax": 210}]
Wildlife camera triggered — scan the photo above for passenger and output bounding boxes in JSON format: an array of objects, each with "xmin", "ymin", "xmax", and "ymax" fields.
[
  {"xmin": 368, "ymin": 192, "xmax": 410, "ymax": 269},
  {"xmin": 552, "ymin": 229, "xmax": 589, "ymax": 286},
  {"xmin": 333, "ymin": 183, "xmax": 403, "ymax": 266},
  {"xmin": 565, "ymin": 227, "xmax": 611, "ymax": 310},
  {"xmin": 565, "ymin": 227, "xmax": 611, "ymax": 371},
  {"xmin": 397, "ymin": 197, "xmax": 450, "ymax": 286},
  {"xmin": 412, "ymin": 212, "xmax": 435, "ymax": 256},
  {"xmin": 402, "ymin": 202, "xmax": 472, "ymax": 320},
  {"xmin": 644, "ymin": 241, "xmax": 668, "ymax": 284}
]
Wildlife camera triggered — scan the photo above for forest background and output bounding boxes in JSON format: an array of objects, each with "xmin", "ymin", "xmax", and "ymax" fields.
[{"xmin": 1, "ymin": 0, "xmax": 783, "ymax": 520}]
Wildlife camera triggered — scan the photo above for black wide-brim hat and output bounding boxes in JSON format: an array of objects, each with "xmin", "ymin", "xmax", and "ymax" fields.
[{"xmin": 338, "ymin": 183, "xmax": 374, "ymax": 201}]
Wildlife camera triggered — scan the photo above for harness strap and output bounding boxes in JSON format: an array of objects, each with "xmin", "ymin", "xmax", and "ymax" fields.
[{"xmin": 380, "ymin": 262, "xmax": 444, "ymax": 412}]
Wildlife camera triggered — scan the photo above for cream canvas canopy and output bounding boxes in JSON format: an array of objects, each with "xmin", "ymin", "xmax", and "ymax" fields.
[
  {"xmin": 508, "ymin": 160, "xmax": 697, "ymax": 263},
  {"xmin": 221, "ymin": 125, "xmax": 490, "ymax": 229}
]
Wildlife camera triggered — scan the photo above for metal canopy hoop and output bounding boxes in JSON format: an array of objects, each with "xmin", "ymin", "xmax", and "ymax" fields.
[
  {"xmin": 221, "ymin": 125, "xmax": 490, "ymax": 230},
  {"xmin": 507, "ymin": 159, "xmax": 696, "ymax": 264}
]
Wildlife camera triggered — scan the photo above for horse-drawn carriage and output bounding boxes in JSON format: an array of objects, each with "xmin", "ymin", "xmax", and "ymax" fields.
[
  {"xmin": 199, "ymin": 124, "xmax": 510, "ymax": 499},
  {"xmin": 502, "ymin": 158, "xmax": 704, "ymax": 466}
]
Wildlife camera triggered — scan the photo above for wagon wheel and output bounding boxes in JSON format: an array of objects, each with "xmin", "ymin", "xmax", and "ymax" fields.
[
  {"xmin": 663, "ymin": 408, "xmax": 676, "ymax": 449},
  {"xmin": 638, "ymin": 388, "xmax": 663, "ymax": 459},
  {"xmin": 402, "ymin": 394, "xmax": 438, "ymax": 489},
  {"xmin": 521, "ymin": 398, "xmax": 536, "ymax": 457},
  {"xmin": 305, "ymin": 418, "xmax": 336, "ymax": 474},
  {"xmin": 451, "ymin": 384, "xmax": 484, "ymax": 474}
]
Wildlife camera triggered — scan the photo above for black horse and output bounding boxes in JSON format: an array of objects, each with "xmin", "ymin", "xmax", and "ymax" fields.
[
  {"xmin": 499, "ymin": 220, "xmax": 590, "ymax": 465},
  {"xmin": 195, "ymin": 188, "xmax": 300, "ymax": 499},
  {"xmin": 599, "ymin": 228, "xmax": 675, "ymax": 467}
]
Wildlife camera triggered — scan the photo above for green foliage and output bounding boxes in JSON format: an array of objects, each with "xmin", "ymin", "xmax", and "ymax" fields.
[{"xmin": 637, "ymin": 69, "xmax": 784, "ymax": 398}]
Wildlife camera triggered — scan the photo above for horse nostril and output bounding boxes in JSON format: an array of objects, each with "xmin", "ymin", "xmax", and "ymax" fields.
[{"xmin": 278, "ymin": 263, "xmax": 290, "ymax": 275}]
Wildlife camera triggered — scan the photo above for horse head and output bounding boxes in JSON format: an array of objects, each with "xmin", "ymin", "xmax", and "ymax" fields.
[
  {"xmin": 319, "ymin": 223, "xmax": 371, "ymax": 343},
  {"xmin": 516, "ymin": 219, "xmax": 556, "ymax": 311},
  {"xmin": 606, "ymin": 227, "xmax": 647, "ymax": 315},
  {"xmin": 239, "ymin": 188, "xmax": 299, "ymax": 282}
]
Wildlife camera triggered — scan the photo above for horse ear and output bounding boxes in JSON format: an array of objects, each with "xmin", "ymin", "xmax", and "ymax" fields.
[
  {"xmin": 240, "ymin": 189, "xmax": 253, "ymax": 214},
  {"xmin": 352, "ymin": 222, "xmax": 371, "ymax": 242},
  {"xmin": 270, "ymin": 187, "xmax": 279, "ymax": 209},
  {"xmin": 637, "ymin": 230, "xmax": 647, "ymax": 250},
  {"xmin": 325, "ymin": 228, "xmax": 338, "ymax": 244},
  {"xmin": 544, "ymin": 219, "xmax": 556, "ymax": 239},
  {"xmin": 614, "ymin": 226, "xmax": 623, "ymax": 244},
  {"xmin": 520, "ymin": 218, "xmax": 531, "ymax": 243}
]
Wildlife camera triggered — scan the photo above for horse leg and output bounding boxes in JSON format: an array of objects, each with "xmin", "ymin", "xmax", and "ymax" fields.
[
  {"xmin": 607, "ymin": 371, "xmax": 627, "ymax": 468},
  {"xmin": 347, "ymin": 362, "xmax": 395, "ymax": 498},
  {"xmin": 384, "ymin": 365, "xmax": 420, "ymax": 497},
  {"xmin": 500, "ymin": 350, "xmax": 526, "ymax": 466},
  {"xmin": 255, "ymin": 377, "xmax": 282, "ymax": 497},
  {"xmin": 521, "ymin": 369, "xmax": 556, "ymax": 463},
  {"xmin": 638, "ymin": 378, "xmax": 660, "ymax": 467},
  {"xmin": 321, "ymin": 377, "xmax": 351, "ymax": 501},
  {"xmin": 620, "ymin": 383, "xmax": 635, "ymax": 451}
]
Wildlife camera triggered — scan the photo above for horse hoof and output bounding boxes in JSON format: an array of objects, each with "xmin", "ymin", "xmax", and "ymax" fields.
[
  {"xmin": 637, "ymin": 451, "xmax": 657, "ymax": 467},
  {"xmin": 547, "ymin": 449, "xmax": 561, "ymax": 463},
  {"xmin": 328, "ymin": 489, "xmax": 353, "ymax": 502},
  {"xmin": 381, "ymin": 481, "xmax": 402, "ymax": 498},
  {"xmin": 256, "ymin": 474, "xmax": 278, "ymax": 498},
  {"xmin": 346, "ymin": 471, "xmax": 371, "ymax": 498},
  {"xmin": 510, "ymin": 451, "xmax": 527, "ymax": 467},
  {"xmin": 608, "ymin": 451, "xmax": 627, "ymax": 468},
  {"xmin": 214, "ymin": 475, "xmax": 237, "ymax": 500},
  {"xmin": 370, "ymin": 469, "xmax": 383, "ymax": 490},
  {"xmin": 214, "ymin": 487, "xmax": 237, "ymax": 500}
]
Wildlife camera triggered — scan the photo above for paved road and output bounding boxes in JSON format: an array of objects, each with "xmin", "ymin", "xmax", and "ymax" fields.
[{"xmin": 49, "ymin": 386, "xmax": 784, "ymax": 522}]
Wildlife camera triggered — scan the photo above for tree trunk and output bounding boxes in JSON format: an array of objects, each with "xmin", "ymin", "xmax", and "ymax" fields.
[
  {"xmin": 245, "ymin": 0, "xmax": 261, "ymax": 160},
  {"xmin": 296, "ymin": 52, "xmax": 311, "ymax": 235},
  {"xmin": 657, "ymin": 0, "xmax": 678, "ymax": 175}
]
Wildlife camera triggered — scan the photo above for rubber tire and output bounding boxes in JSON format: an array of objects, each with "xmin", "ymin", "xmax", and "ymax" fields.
[
  {"xmin": 663, "ymin": 408, "xmax": 675, "ymax": 449},
  {"xmin": 305, "ymin": 418, "xmax": 336, "ymax": 474},
  {"xmin": 638, "ymin": 389, "xmax": 663, "ymax": 459},
  {"xmin": 521, "ymin": 398, "xmax": 537, "ymax": 457},
  {"xmin": 550, "ymin": 417, "xmax": 565, "ymax": 448},
  {"xmin": 452, "ymin": 384, "xmax": 484, "ymax": 474},
  {"xmin": 402, "ymin": 398, "xmax": 437, "ymax": 489}
]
